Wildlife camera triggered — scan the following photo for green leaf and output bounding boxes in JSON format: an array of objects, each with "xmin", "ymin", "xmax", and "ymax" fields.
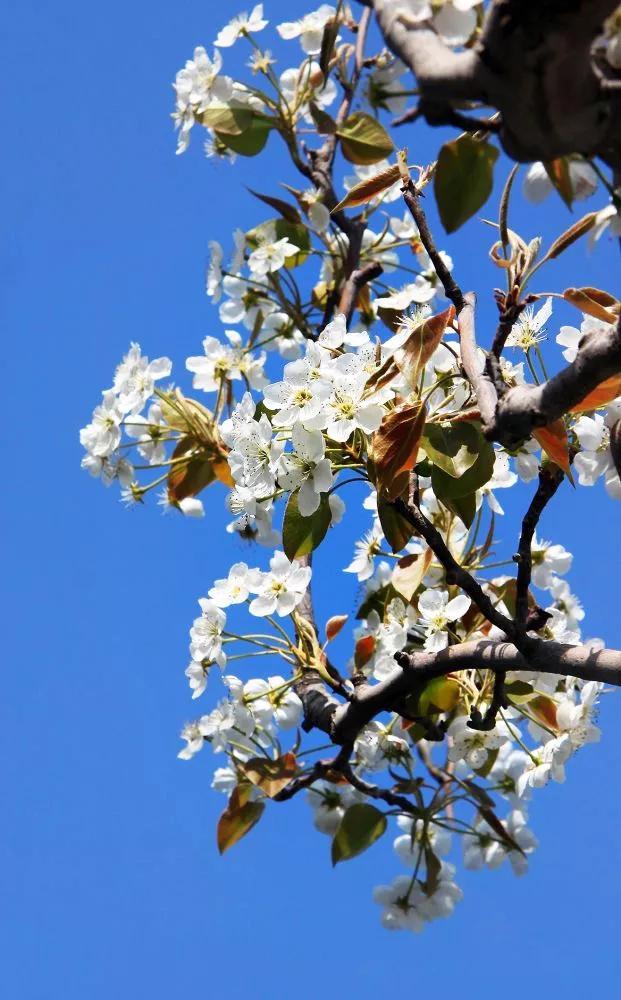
[
  {"xmin": 199, "ymin": 105, "xmax": 257, "ymax": 134},
  {"xmin": 434, "ymin": 135, "xmax": 499, "ymax": 233},
  {"xmin": 423, "ymin": 422, "xmax": 481, "ymax": 478},
  {"xmin": 436, "ymin": 489, "xmax": 477, "ymax": 528},
  {"xmin": 336, "ymin": 113, "xmax": 395, "ymax": 165},
  {"xmin": 247, "ymin": 188, "xmax": 301, "ymax": 225},
  {"xmin": 331, "ymin": 804, "xmax": 387, "ymax": 865},
  {"xmin": 429, "ymin": 428, "xmax": 495, "ymax": 502},
  {"xmin": 282, "ymin": 490, "xmax": 331, "ymax": 560},
  {"xmin": 308, "ymin": 101, "xmax": 337, "ymax": 135},
  {"xmin": 377, "ymin": 497, "xmax": 413, "ymax": 553},
  {"xmin": 419, "ymin": 677, "xmax": 461, "ymax": 714},
  {"xmin": 423, "ymin": 845, "xmax": 441, "ymax": 896},
  {"xmin": 217, "ymin": 118, "xmax": 271, "ymax": 157}
]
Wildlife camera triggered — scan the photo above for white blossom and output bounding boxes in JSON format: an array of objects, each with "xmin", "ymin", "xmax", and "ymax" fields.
[
  {"xmin": 249, "ymin": 551, "xmax": 311, "ymax": 617},
  {"xmin": 418, "ymin": 589, "xmax": 471, "ymax": 651},
  {"xmin": 277, "ymin": 4, "xmax": 336, "ymax": 54},
  {"xmin": 215, "ymin": 5, "xmax": 268, "ymax": 47}
]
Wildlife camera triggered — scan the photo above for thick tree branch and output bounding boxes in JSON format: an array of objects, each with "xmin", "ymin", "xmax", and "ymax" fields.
[
  {"xmin": 330, "ymin": 639, "xmax": 621, "ymax": 745},
  {"xmin": 486, "ymin": 314, "xmax": 621, "ymax": 448},
  {"xmin": 367, "ymin": 0, "xmax": 621, "ymax": 168}
]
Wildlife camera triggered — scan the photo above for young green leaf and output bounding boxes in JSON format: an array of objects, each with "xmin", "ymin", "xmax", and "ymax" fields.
[
  {"xmin": 331, "ymin": 804, "xmax": 387, "ymax": 865},
  {"xmin": 282, "ymin": 490, "xmax": 331, "ymax": 560},
  {"xmin": 422, "ymin": 422, "xmax": 482, "ymax": 479},
  {"xmin": 434, "ymin": 135, "xmax": 499, "ymax": 233},
  {"xmin": 336, "ymin": 113, "xmax": 395, "ymax": 165}
]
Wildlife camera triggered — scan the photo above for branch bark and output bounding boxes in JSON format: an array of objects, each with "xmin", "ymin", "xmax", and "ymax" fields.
[
  {"xmin": 486, "ymin": 314, "xmax": 621, "ymax": 447},
  {"xmin": 368, "ymin": 0, "xmax": 621, "ymax": 168},
  {"xmin": 323, "ymin": 639, "xmax": 621, "ymax": 746}
]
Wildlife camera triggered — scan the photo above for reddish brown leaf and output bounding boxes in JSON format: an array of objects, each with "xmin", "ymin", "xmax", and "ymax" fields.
[
  {"xmin": 354, "ymin": 635, "xmax": 376, "ymax": 670},
  {"xmin": 332, "ymin": 163, "xmax": 402, "ymax": 212},
  {"xmin": 533, "ymin": 420, "xmax": 571, "ymax": 476},
  {"xmin": 326, "ymin": 615, "xmax": 349, "ymax": 642},
  {"xmin": 563, "ymin": 286, "xmax": 621, "ymax": 325},
  {"xmin": 395, "ymin": 307, "xmax": 456, "ymax": 388},
  {"xmin": 243, "ymin": 753, "xmax": 297, "ymax": 798},
  {"xmin": 570, "ymin": 374, "xmax": 621, "ymax": 413},
  {"xmin": 373, "ymin": 401, "xmax": 426, "ymax": 499},
  {"xmin": 543, "ymin": 158, "xmax": 573, "ymax": 208},
  {"xmin": 217, "ymin": 788, "xmax": 265, "ymax": 854},
  {"xmin": 391, "ymin": 549, "xmax": 432, "ymax": 603},
  {"xmin": 529, "ymin": 695, "xmax": 558, "ymax": 731}
]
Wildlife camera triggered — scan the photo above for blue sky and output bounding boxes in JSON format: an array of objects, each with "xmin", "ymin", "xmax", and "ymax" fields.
[{"xmin": 3, "ymin": 1, "xmax": 621, "ymax": 996}]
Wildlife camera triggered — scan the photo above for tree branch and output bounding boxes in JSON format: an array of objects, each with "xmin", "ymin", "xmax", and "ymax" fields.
[
  {"xmin": 515, "ymin": 464, "xmax": 565, "ymax": 627},
  {"xmin": 485, "ymin": 314, "xmax": 621, "ymax": 448},
  {"xmin": 367, "ymin": 0, "xmax": 621, "ymax": 168}
]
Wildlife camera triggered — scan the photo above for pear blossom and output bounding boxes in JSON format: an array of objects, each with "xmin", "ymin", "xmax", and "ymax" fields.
[
  {"xmin": 447, "ymin": 714, "xmax": 510, "ymax": 769},
  {"xmin": 80, "ymin": 391, "xmax": 124, "ymax": 458},
  {"xmin": 556, "ymin": 681, "xmax": 602, "ymax": 748},
  {"xmin": 557, "ymin": 313, "xmax": 615, "ymax": 363},
  {"xmin": 373, "ymin": 863, "xmax": 463, "ymax": 933},
  {"xmin": 111, "ymin": 343, "xmax": 173, "ymax": 415},
  {"xmin": 177, "ymin": 497, "xmax": 205, "ymax": 518},
  {"xmin": 590, "ymin": 202, "xmax": 621, "ymax": 244},
  {"xmin": 215, "ymin": 5, "xmax": 268, "ymax": 47},
  {"xmin": 219, "ymin": 274, "xmax": 276, "ymax": 328},
  {"xmin": 185, "ymin": 661, "xmax": 209, "ymax": 699},
  {"xmin": 530, "ymin": 535, "xmax": 572, "ymax": 590},
  {"xmin": 277, "ymin": 4, "xmax": 336, "ymax": 53},
  {"xmin": 463, "ymin": 809, "xmax": 537, "ymax": 875},
  {"xmin": 172, "ymin": 47, "xmax": 233, "ymax": 153},
  {"xmin": 522, "ymin": 159, "xmax": 598, "ymax": 204},
  {"xmin": 307, "ymin": 780, "xmax": 362, "ymax": 835},
  {"xmin": 209, "ymin": 562, "xmax": 260, "ymax": 606},
  {"xmin": 212, "ymin": 766, "xmax": 238, "ymax": 794},
  {"xmin": 186, "ymin": 332, "xmax": 243, "ymax": 392},
  {"xmin": 516, "ymin": 735, "xmax": 573, "ymax": 795},
  {"xmin": 189, "ymin": 599, "xmax": 227, "ymax": 667},
  {"xmin": 124, "ymin": 403, "xmax": 168, "ymax": 465},
  {"xmin": 248, "ymin": 236, "xmax": 300, "ymax": 276},
  {"xmin": 345, "ymin": 521, "xmax": 384, "ymax": 581},
  {"xmin": 278, "ymin": 425, "xmax": 333, "ymax": 516},
  {"xmin": 418, "ymin": 589, "xmax": 471, "ymax": 651},
  {"xmin": 278, "ymin": 61, "xmax": 338, "ymax": 120},
  {"xmin": 393, "ymin": 817, "xmax": 452, "ymax": 871},
  {"xmin": 249, "ymin": 551, "xmax": 312, "ymax": 617},
  {"xmin": 228, "ymin": 414, "xmax": 284, "ymax": 497},
  {"xmin": 262, "ymin": 351, "xmax": 333, "ymax": 427},
  {"xmin": 322, "ymin": 371, "xmax": 391, "ymax": 442},
  {"xmin": 178, "ymin": 720, "xmax": 207, "ymax": 760},
  {"xmin": 506, "ymin": 298, "xmax": 552, "ymax": 351},
  {"xmin": 206, "ymin": 241, "xmax": 224, "ymax": 301},
  {"xmin": 199, "ymin": 697, "xmax": 255, "ymax": 753}
]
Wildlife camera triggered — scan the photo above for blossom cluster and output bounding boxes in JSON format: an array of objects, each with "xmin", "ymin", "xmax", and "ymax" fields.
[{"xmin": 78, "ymin": 1, "xmax": 621, "ymax": 934}]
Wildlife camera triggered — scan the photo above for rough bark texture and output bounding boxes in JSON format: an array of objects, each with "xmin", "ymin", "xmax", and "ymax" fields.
[{"xmin": 368, "ymin": 0, "xmax": 621, "ymax": 167}]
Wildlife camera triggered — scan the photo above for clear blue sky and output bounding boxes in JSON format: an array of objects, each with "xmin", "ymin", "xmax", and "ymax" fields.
[{"xmin": 3, "ymin": 2, "xmax": 621, "ymax": 996}]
